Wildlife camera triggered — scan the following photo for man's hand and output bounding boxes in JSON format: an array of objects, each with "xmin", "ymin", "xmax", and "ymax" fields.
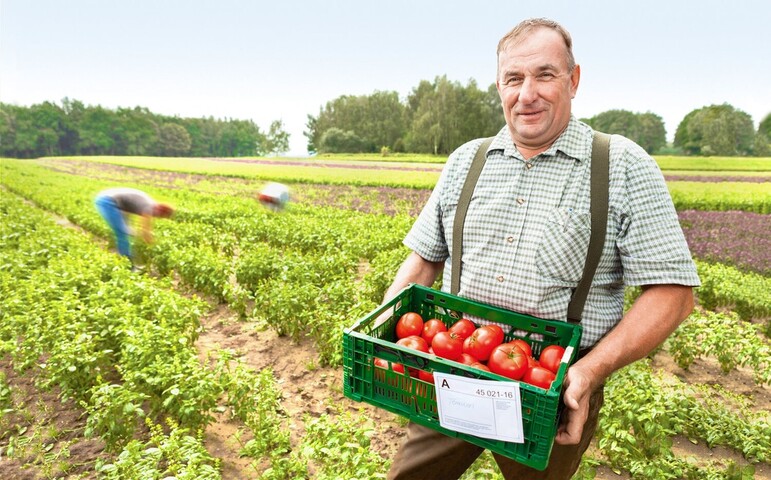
[
  {"xmin": 554, "ymin": 284, "xmax": 695, "ymax": 445},
  {"xmin": 142, "ymin": 230, "xmax": 154, "ymax": 244},
  {"xmin": 373, "ymin": 305, "xmax": 395, "ymax": 329},
  {"xmin": 554, "ymin": 363, "xmax": 594, "ymax": 445}
]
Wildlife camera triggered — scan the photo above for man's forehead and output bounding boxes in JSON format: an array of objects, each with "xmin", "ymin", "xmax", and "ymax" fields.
[{"xmin": 498, "ymin": 32, "xmax": 569, "ymax": 70}]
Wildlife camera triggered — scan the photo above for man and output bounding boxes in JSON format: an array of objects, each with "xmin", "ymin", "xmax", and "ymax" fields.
[
  {"xmin": 94, "ymin": 187, "xmax": 174, "ymax": 266},
  {"xmin": 258, "ymin": 182, "xmax": 290, "ymax": 212},
  {"xmin": 385, "ymin": 18, "xmax": 700, "ymax": 479}
]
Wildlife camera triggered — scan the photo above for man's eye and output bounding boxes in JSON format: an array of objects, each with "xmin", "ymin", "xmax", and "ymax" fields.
[
  {"xmin": 538, "ymin": 72, "xmax": 556, "ymax": 80},
  {"xmin": 506, "ymin": 77, "xmax": 523, "ymax": 85}
]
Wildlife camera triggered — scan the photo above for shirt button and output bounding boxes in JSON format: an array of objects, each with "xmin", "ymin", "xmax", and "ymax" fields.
[
  {"xmin": 506, "ymin": 236, "xmax": 514, "ymax": 243},
  {"xmin": 496, "ymin": 276, "xmax": 504, "ymax": 282},
  {"xmin": 516, "ymin": 198, "xmax": 526, "ymax": 205},
  {"xmin": 525, "ymin": 162, "xmax": 533, "ymax": 169}
]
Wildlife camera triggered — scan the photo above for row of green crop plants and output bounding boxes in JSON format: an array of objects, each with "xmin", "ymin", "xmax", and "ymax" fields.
[
  {"xmin": 2, "ymin": 158, "xmax": 770, "ymax": 478},
  {"xmin": 4, "ymin": 159, "xmax": 770, "ymax": 355},
  {"xmin": 39, "ymin": 156, "xmax": 771, "ymax": 213},
  {"xmin": 0, "ymin": 190, "xmax": 397, "ymax": 479}
]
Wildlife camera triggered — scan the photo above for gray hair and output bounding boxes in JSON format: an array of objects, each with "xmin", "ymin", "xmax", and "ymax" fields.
[{"xmin": 497, "ymin": 18, "xmax": 576, "ymax": 71}]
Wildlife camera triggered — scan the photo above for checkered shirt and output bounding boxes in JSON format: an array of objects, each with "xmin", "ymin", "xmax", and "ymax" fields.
[{"xmin": 404, "ymin": 116, "xmax": 701, "ymax": 348}]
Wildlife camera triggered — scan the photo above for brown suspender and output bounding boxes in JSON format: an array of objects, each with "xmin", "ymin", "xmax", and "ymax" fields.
[
  {"xmin": 450, "ymin": 132, "xmax": 611, "ymax": 323},
  {"xmin": 567, "ymin": 132, "xmax": 611, "ymax": 322},
  {"xmin": 450, "ymin": 137, "xmax": 495, "ymax": 297}
]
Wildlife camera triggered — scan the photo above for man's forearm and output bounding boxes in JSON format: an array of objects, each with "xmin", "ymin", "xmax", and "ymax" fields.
[
  {"xmin": 576, "ymin": 284, "xmax": 695, "ymax": 389},
  {"xmin": 382, "ymin": 252, "xmax": 444, "ymax": 302}
]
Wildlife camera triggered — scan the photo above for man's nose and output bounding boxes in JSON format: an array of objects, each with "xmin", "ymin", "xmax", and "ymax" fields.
[{"xmin": 518, "ymin": 76, "xmax": 538, "ymax": 104}]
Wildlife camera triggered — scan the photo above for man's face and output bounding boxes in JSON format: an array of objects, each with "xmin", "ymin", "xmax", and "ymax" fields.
[{"xmin": 496, "ymin": 27, "xmax": 580, "ymax": 157}]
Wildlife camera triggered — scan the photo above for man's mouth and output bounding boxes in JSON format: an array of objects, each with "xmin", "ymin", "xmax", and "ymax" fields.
[{"xmin": 517, "ymin": 110, "xmax": 542, "ymax": 119}]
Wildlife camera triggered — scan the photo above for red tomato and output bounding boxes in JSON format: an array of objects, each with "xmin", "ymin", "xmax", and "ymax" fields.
[
  {"xmin": 463, "ymin": 325, "xmax": 505, "ymax": 361},
  {"xmin": 483, "ymin": 324, "xmax": 505, "ymax": 342},
  {"xmin": 373, "ymin": 357, "xmax": 404, "ymax": 373},
  {"xmin": 456, "ymin": 353, "xmax": 480, "ymax": 366},
  {"xmin": 431, "ymin": 331, "xmax": 463, "ymax": 361},
  {"xmin": 418, "ymin": 370, "xmax": 434, "ymax": 383},
  {"xmin": 470, "ymin": 362, "xmax": 491, "ymax": 372},
  {"xmin": 526, "ymin": 356, "xmax": 540, "ymax": 369},
  {"xmin": 396, "ymin": 335, "xmax": 429, "ymax": 353},
  {"xmin": 487, "ymin": 344, "xmax": 528, "ymax": 380},
  {"xmin": 539, "ymin": 345, "xmax": 567, "ymax": 374},
  {"xmin": 421, "ymin": 319, "xmax": 447, "ymax": 345},
  {"xmin": 448, "ymin": 318, "xmax": 476, "ymax": 340},
  {"xmin": 396, "ymin": 312, "xmax": 424, "ymax": 339},
  {"xmin": 523, "ymin": 366, "xmax": 556, "ymax": 390},
  {"xmin": 508, "ymin": 339, "xmax": 533, "ymax": 358}
]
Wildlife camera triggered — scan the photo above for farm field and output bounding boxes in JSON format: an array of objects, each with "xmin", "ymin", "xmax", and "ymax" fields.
[{"xmin": 1, "ymin": 155, "xmax": 770, "ymax": 479}]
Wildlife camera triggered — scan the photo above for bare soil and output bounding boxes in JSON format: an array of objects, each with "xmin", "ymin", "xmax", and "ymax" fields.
[
  {"xmin": 1, "ymin": 173, "xmax": 769, "ymax": 479},
  {"xmin": 0, "ymin": 288, "xmax": 771, "ymax": 480},
  {"xmin": 2, "ymin": 282, "xmax": 770, "ymax": 479}
]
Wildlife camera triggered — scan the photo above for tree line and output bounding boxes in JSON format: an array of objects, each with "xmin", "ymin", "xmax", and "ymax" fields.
[
  {"xmin": 0, "ymin": 98, "xmax": 290, "ymax": 159},
  {"xmin": 3, "ymin": 86, "xmax": 769, "ymax": 159},
  {"xmin": 305, "ymin": 76, "xmax": 504, "ymax": 156},
  {"xmin": 306, "ymin": 76, "xmax": 771, "ymax": 156}
]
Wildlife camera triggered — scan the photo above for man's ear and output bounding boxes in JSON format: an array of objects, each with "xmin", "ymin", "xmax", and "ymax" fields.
[{"xmin": 570, "ymin": 64, "xmax": 581, "ymax": 98}]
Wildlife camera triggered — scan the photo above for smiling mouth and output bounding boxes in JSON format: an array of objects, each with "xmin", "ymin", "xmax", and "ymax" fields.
[{"xmin": 517, "ymin": 111, "xmax": 542, "ymax": 120}]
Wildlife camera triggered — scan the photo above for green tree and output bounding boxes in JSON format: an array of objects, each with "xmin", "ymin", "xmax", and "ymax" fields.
[
  {"xmin": 583, "ymin": 109, "xmax": 666, "ymax": 154},
  {"xmin": 306, "ymin": 91, "xmax": 405, "ymax": 154},
  {"xmin": 30, "ymin": 101, "xmax": 67, "ymax": 156},
  {"xmin": 637, "ymin": 112, "xmax": 667, "ymax": 154},
  {"xmin": 584, "ymin": 109, "xmax": 639, "ymax": 136},
  {"xmin": 59, "ymin": 97, "xmax": 84, "ymax": 154},
  {"xmin": 485, "ymin": 83, "xmax": 506, "ymax": 132},
  {"xmin": 265, "ymin": 120, "xmax": 290, "ymax": 155},
  {"xmin": 0, "ymin": 106, "xmax": 12, "ymax": 156},
  {"xmin": 405, "ymin": 76, "xmax": 502, "ymax": 154},
  {"xmin": 158, "ymin": 123, "xmax": 192, "ymax": 156},
  {"xmin": 12, "ymin": 107, "xmax": 44, "ymax": 158},
  {"xmin": 185, "ymin": 117, "xmax": 222, "ymax": 157},
  {"xmin": 318, "ymin": 127, "xmax": 367, "ymax": 153},
  {"xmin": 406, "ymin": 76, "xmax": 460, "ymax": 154},
  {"xmin": 759, "ymin": 113, "xmax": 771, "ymax": 137},
  {"xmin": 359, "ymin": 91, "xmax": 406, "ymax": 151},
  {"xmin": 674, "ymin": 104, "xmax": 754, "ymax": 156},
  {"xmin": 113, "ymin": 107, "xmax": 159, "ymax": 156},
  {"xmin": 0, "ymin": 98, "xmax": 286, "ymax": 158},
  {"xmin": 753, "ymin": 132, "xmax": 771, "ymax": 156},
  {"xmin": 304, "ymin": 114, "xmax": 319, "ymax": 153},
  {"xmin": 77, "ymin": 105, "xmax": 116, "ymax": 155},
  {"xmin": 757, "ymin": 113, "xmax": 771, "ymax": 156},
  {"xmin": 219, "ymin": 119, "xmax": 264, "ymax": 156}
]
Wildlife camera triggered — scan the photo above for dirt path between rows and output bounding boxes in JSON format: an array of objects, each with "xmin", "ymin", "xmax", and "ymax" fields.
[{"xmin": 2, "ymin": 187, "xmax": 769, "ymax": 479}]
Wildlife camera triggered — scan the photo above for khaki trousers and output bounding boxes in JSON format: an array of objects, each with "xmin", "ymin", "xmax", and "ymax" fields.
[{"xmin": 387, "ymin": 387, "xmax": 604, "ymax": 480}]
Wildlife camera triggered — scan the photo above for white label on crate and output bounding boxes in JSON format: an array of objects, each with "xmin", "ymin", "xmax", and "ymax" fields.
[
  {"xmin": 434, "ymin": 373, "xmax": 524, "ymax": 443},
  {"xmin": 562, "ymin": 346, "xmax": 574, "ymax": 364}
]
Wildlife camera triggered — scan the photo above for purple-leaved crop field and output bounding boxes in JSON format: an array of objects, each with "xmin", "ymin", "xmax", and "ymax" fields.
[
  {"xmin": 679, "ymin": 209, "xmax": 771, "ymax": 276},
  {"xmin": 1, "ymin": 156, "xmax": 770, "ymax": 480}
]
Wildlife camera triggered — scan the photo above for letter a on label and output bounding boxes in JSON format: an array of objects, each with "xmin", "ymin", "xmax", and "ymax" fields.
[{"xmin": 441, "ymin": 379, "xmax": 451, "ymax": 389}]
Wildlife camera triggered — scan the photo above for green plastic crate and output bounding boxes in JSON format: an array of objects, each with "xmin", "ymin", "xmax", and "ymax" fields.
[{"xmin": 342, "ymin": 284, "xmax": 582, "ymax": 471}]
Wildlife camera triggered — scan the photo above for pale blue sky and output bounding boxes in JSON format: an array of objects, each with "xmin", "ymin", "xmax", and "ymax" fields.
[{"xmin": 1, "ymin": 0, "xmax": 769, "ymax": 156}]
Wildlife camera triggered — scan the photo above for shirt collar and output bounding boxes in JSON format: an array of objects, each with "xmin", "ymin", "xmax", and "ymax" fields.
[{"xmin": 489, "ymin": 116, "xmax": 593, "ymax": 163}]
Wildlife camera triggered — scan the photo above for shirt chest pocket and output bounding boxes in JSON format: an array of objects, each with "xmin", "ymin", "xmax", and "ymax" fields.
[{"xmin": 536, "ymin": 208, "xmax": 592, "ymax": 284}]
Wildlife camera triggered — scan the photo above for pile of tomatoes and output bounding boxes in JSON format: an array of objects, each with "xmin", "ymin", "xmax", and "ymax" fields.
[{"xmin": 375, "ymin": 311, "xmax": 567, "ymax": 390}]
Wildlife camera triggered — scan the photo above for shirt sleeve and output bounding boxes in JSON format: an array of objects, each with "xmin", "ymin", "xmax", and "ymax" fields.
[
  {"xmin": 404, "ymin": 168, "xmax": 451, "ymax": 262},
  {"xmin": 616, "ymin": 144, "xmax": 701, "ymax": 287},
  {"xmin": 402, "ymin": 140, "xmax": 480, "ymax": 263}
]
